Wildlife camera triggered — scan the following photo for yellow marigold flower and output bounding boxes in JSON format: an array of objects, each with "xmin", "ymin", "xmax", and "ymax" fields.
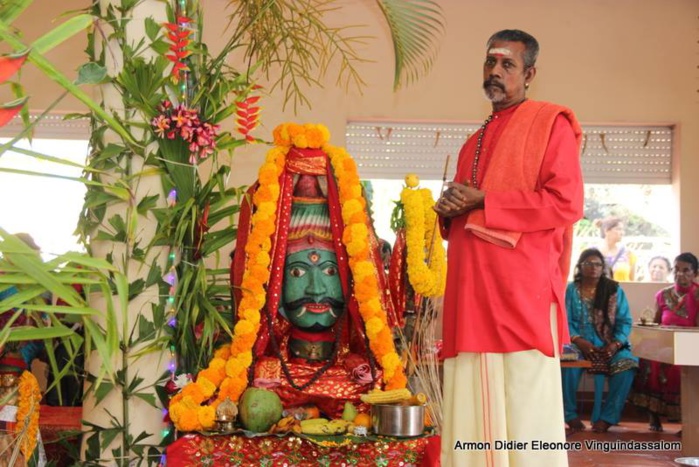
[
  {"xmin": 365, "ymin": 317, "xmax": 384, "ymax": 337},
  {"xmin": 319, "ymin": 125, "xmax": 331, "ymax": 142},
  {"xmin": 350, "ymin": 223, "xmax": 368, "ymax": 239},
  {"xmin": 342, "ymin": 199, "xmax": 362, "ymax": 218},
  {"xmin": 234, "ymin": 319, "xmax": 255, "ymax": 336},
  {"xmin": 198, "ymin": 406, "xmax": 217, "ymax": 429},
  {"xmin": 243, "ymin": 308, "xmax": 262, "ymax": 326},
  {"xmin": 169, "ymin": 402, "xmax": 184, "ymax": 423},
  {"xmin": 405, "ymin": 173, "xmax": 420, "ymax": 188},
  {"xmin": 346, "ymin": 240, "xmax": 366, "ymax": 257},
  {"xmin": 210, "ymin": 357, "xmax": 226, "ymax": 372},
  {"xmin": 238, "ymin": 351, "xmax": 253, "ymax": 367},
  {"xmin": 353, "ymin": 260, "xmax": 374, "ymax": 279},
  {"xmin": 255, "ymin": 251, "xmax": 271, "ymax": 268},
  {"xmin": 225, "ymin": 357, "xmax": 246, "ymax": 377},
  {"xmin": 198, "ymin": 376, "xmax": 217, "ymax": 398},
  {"xmin": 294, "ymin": 134, "xmax": 308, "ymax": 148}
]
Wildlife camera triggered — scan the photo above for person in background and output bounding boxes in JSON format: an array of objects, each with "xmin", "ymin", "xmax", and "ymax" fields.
[
  {"xmin": 595, "ymin": 216, "xmax": 637, "ymax": 281},
  {"xmin": 435, "ymin": 29, "xmax": 583, "ymax": 467},
  {"xmin": 0, "ymin": 233, "xmax": 49, "ymax": 369},
  {"xmin": 632, "ymin": 252, "xmax": 699, "ymax": 432},
  {"xmin": 562, "ymin": 248, "xmax": 638, "ymax": 434},
  {"xmin": 647, "ymin": 255, "xmax": 672, "ymax": 283}
]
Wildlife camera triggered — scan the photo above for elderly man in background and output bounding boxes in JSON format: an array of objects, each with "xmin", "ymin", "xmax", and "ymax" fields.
[{"xmin": 435, "ymin": 29, "xmax": 584, "ymax": 467}]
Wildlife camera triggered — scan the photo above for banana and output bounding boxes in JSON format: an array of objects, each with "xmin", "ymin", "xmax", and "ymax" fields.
[
  {"xmin": 300, "ymin": 418, "xmax": 330, "ymax": 435},
  {"xmin": 324, "ymin": 419, "xmax": 349, "ymax": 435},
  {"xmin": 299, "ymin": 417, "xmax": 350, "ymax": 435}
]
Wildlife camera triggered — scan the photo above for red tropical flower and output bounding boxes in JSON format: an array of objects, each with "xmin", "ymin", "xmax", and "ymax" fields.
[
  {"xmin": 235, "ymin": 95, "xmax": 261, "ymax": 143},
  {"xmin": 163, "ymin": 17, "xmax": 194, "ymax": 82},
  {"xmin": 0, "ymin": 49, "xmax": 30, "ymax": 128}
]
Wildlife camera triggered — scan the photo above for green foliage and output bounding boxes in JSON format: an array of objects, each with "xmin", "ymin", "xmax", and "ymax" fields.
[{"xmin": 375, "ymin": 0, "xmax": 445, "ymax": 90}]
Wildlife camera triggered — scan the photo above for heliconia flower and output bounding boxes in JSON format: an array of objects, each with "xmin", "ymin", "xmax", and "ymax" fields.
[
  {"xmin": 0, "ymin": 50, "xmax": 30, "ymax": 128},
  {"xmin": 0, "ymin": 49, "xmax": 29, "ymax": 83},
  {"xmin": 163, "ymin": 18, "xmax": 194, "ymax": 83},
  {"xmin": 0, "ymin": 97, "xmax": 27, "ymax": 128},
  {"xmin": 235, "ymin": 95, "xmax": 261, "ymax": 143}
]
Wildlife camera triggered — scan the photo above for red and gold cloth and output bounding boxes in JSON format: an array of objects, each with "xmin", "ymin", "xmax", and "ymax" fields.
[{"xmin": 166, "ymin": 433, "xmax": 437, "ymax": 467}]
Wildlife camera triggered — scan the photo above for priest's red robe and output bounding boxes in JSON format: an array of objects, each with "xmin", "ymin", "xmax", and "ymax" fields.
[{"xmin": 441, "ymin": 101, "xmax": 584, "ymax": 359}]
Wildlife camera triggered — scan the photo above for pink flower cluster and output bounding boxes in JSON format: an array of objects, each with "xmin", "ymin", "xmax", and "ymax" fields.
[{"xmin": 151, "ymin": 100, "xmax": 219, "ymax": 163}]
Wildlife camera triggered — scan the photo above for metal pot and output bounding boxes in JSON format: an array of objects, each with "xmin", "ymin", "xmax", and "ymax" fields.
[{"xmin": 371, "ymin": 404, "xmax": 425, "ymax": 437}]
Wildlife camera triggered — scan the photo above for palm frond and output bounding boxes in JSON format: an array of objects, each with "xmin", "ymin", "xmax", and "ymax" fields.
[{"xmin": 375, "ymin": 0, "xmax": 445, "ymax": 90}]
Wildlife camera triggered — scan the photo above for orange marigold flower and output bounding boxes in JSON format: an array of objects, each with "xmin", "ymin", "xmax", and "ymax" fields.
[
  {"xmin": 385, "ymin": 371, "xmax": 408, "ymax": 390},
  {"xmin": 178, "ymin": 410, "xmax": 202, "ymax": 432},
  {"xmin": 182, "ymin": 382, "xmax": 206, "ymax": 404},
  {"xmin": 214, "ymin": 346, "xmax": 231, "ymax": 360}
]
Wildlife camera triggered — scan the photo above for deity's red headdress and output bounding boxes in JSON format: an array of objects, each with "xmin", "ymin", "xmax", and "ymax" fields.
[{"xmin": 286, "ymin": 175, "xmax": 334, "ymax": 256}]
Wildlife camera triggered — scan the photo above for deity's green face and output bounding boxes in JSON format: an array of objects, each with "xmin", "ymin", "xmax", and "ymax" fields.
[{"xmin": 282, "ymin": 248, "xmax": 344, "ymax": 330}]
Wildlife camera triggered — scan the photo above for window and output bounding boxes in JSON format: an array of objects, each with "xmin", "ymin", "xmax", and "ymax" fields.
[
  {"xmin": 347, "ymin": 121, "xmax": 677, "ymax": 283},
  {"xmin": 0, "ymin": 114, "xmax": 90, "ymax": 257}
]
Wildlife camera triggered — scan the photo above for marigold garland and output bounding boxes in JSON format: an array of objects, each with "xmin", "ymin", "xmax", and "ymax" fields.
[
  {"xmin": 169, "ymin": 123, "xmax": 406, "ymax": 432},
  {"xmin": 400, "ymin": 184, "xmax": 447, "ymax": 297},
  {"xmin": 14, "ymin": 371, "xmax": 41, "ymax": 460}
]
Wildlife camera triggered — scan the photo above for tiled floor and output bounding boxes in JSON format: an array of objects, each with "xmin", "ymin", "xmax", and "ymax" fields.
[{"xmin": 567, "ymin": 418, "xmax": 685, "ymax": 466}]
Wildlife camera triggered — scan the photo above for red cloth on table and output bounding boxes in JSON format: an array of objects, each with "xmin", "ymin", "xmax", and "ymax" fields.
[{"xmin": 166, "ymin": 433, "xmax": 437, "ymax": 467}]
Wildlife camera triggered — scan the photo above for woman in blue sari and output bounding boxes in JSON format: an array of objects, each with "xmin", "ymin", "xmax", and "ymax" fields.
[{"xmin": 562, "ymin": 248, "xmax": 638, "ymax": 433}]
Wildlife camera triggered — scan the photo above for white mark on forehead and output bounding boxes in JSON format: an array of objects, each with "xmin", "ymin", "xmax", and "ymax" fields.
[{"xmin": 488, "ymin": 47, "xmax": 512, "ymax": 56}]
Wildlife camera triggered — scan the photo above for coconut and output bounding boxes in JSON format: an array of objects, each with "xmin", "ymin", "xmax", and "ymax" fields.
[{"xmin": 238, "ymin": 387, "xmax": 283, "ymax": 433}]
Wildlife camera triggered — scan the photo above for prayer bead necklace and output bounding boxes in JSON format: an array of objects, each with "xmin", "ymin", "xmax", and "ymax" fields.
[{"xmin": 470, "ymin": 114, "xmax": 494, "ymax": 189}]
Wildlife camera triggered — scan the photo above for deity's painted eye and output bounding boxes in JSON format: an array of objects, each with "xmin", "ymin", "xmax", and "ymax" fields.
[
  {"xmin": 324, "ymin": 266, "xmax": 337, "ymax": 276},
  {"xmin": 289, "ymin": 267, "xmax": 306, "ymax": 278}
]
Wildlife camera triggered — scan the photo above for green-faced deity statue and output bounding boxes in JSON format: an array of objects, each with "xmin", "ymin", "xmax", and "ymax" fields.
[{"xmin": 281, "ymin": 192, "xmax": 346, "ymax": 362}]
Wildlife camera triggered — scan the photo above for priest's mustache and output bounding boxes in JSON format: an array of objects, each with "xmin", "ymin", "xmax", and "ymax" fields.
[{"xmin": 483, "ymin": 78, "xmax": 505, "ymax": 91}]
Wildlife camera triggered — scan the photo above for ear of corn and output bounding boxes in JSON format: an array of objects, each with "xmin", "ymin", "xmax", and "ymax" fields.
[
  {"xmin": 360, "ymin": 388, "xmax": 412, "ymax": 404},
  {"xmin": 406, "ymin": 392, "xmax": 428, "ymax": 406}
]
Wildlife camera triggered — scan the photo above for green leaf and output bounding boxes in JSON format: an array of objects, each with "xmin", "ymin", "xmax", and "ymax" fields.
[
  {"xmin": 132, "ymin": 392, "xmax": 157, "ymax": 407},
  {"xmin": 126, "ymin": 374, "xmax": 145, "ymax": 394},
  {"xmin": 0, "ymin": 0, "xmax": 31, "ymax": 24},
  {"xmin": 128, "ymin": 278, "xmax": 145, "ymax": 300},
  {"xmin": 5, "ymin": 325, "xmax": 76, "ymax": 341},
  {"xmin": 75, "ymin": 62, "xmax": 108, "ymax": 85},
  {"xmin": 374, "ymin": 0, "xmax": 445, "ymax": 89},
  {"xmin": 144, "ymin": 16, "xmax": 162, "ymax": 41},
  {"xmin": 137, "ymin": 194, "xmax": 160, "ymax": 216},
  {"xmin": 31, "ymin": 14, "xmax": 94, "ymax": 55},
  {"xmin": 107, "ymin": 214, "xmax": 127, "ymax": 236}
]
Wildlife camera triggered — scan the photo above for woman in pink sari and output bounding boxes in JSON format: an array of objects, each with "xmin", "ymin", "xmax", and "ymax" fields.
[{"xmin": 632, "ymin": 252, "xmax": 698, "ymax": 431}]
